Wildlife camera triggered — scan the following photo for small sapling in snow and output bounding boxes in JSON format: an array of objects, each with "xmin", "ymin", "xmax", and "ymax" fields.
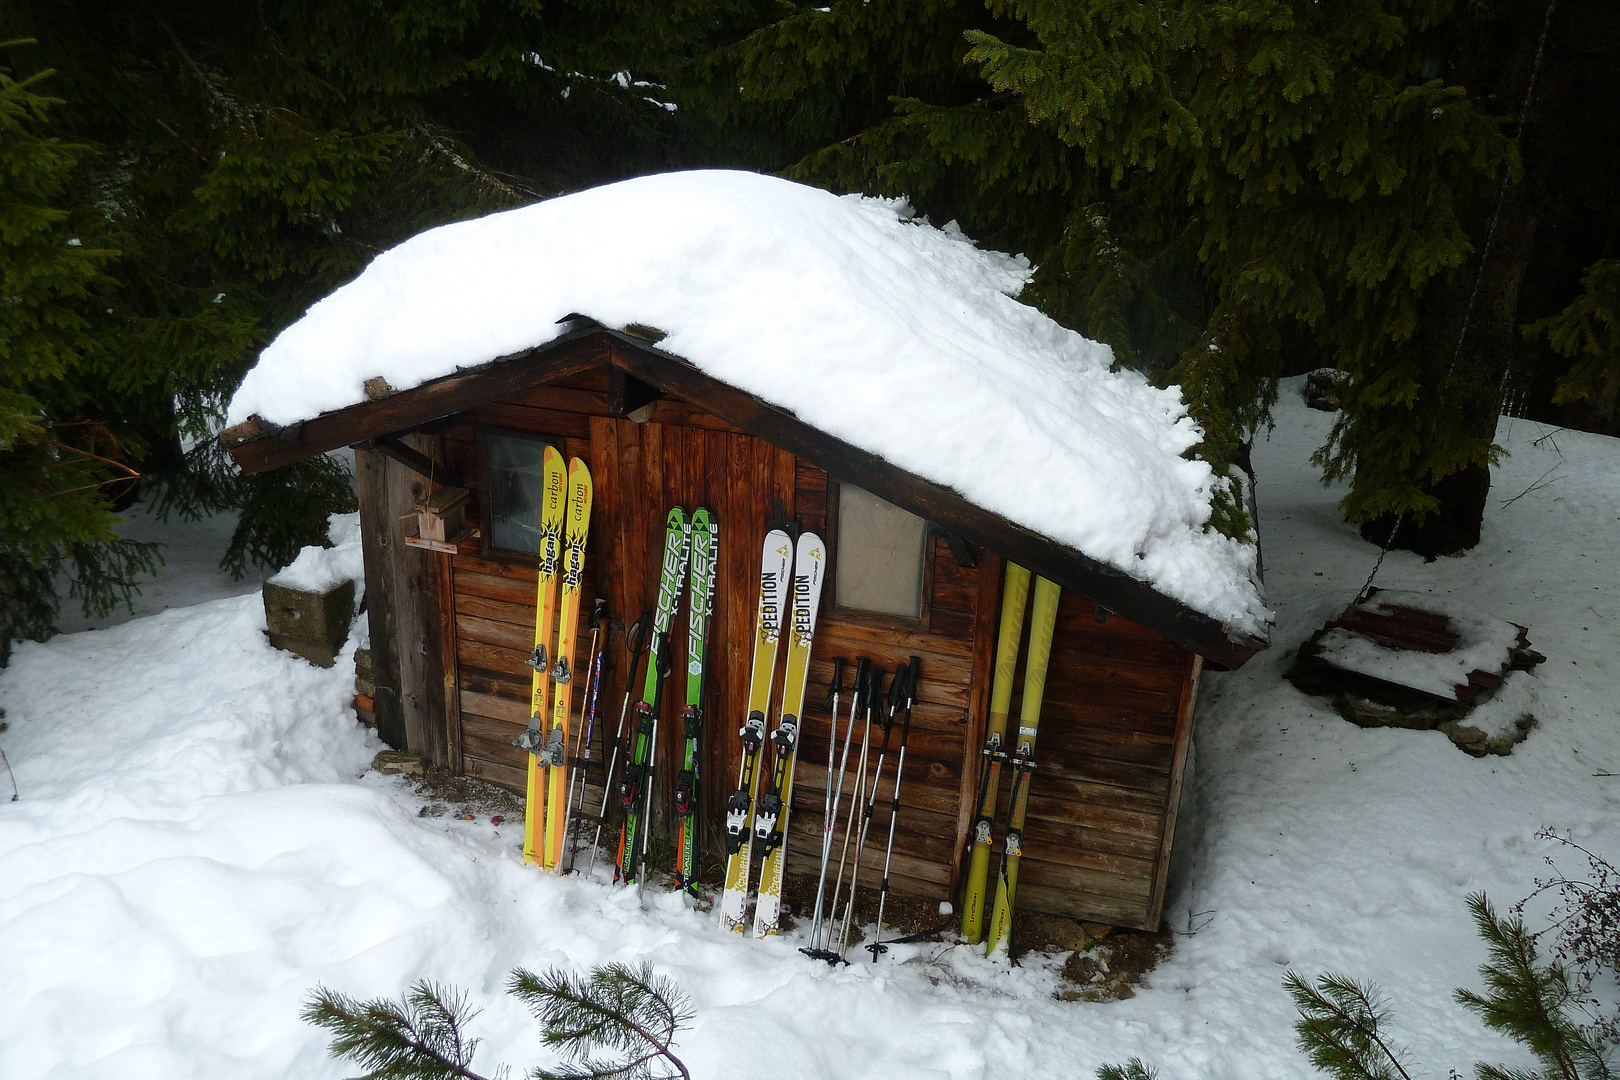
[{"xmin": 304, "ymin": 961, "xmax": 692, "ymax": 1080}]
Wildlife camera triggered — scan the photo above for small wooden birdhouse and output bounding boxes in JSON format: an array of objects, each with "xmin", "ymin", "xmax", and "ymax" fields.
[{"xmin": 406, "ymin": 486, "xmax": 475, "ymax": 552}]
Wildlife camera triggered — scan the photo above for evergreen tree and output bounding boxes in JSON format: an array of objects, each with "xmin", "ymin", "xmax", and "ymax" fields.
[
  {"xmin": 0, "ymin": 0, "xmax": 766, "ymax": 659},
  {"xmin": 1286, "ymin": 973, "xmax": 1417, "ymax": 1080},
  {"xmin": 0, "ymin": 46, "xmax": 160, "ymax": 663},
  {"xmin": 305, "ymin": 962, "xmax": 693, "ymax": 1080},
  {"xmin": 1097, "ymin": 889, "xmax": 1616, "ymax": 1080},
  {"xmin": 699, "ymin": 0, "xmax": 1620, "ymax": 555},
  {"xmin": 1533, "ymin": 260, "xmax": 1620, "ymax": 430}
]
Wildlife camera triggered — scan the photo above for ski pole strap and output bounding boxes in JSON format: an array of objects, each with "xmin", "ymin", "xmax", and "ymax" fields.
[
  {"xmin": 888, "ymin": 663, "xmax": 907, "ymax": 717},
  {"xmin": 825, "ymin": 656, "xmax": 846, "ymax": 709},
  {"xmin": 626, "ymin": 610, "xmax": 649, "ymax": 660},
  {"xmin": 653, "ymin": 630, "xmax": 672, "ymax": 680}
]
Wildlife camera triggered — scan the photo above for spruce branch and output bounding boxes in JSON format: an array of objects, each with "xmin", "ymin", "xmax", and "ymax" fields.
[
  {"xmin": 509, "ymin": 963, "xmax": 693, "ymax": 1080},
  {"xmin": 1097, "ymin": 1059, "xmax": 1159, "ymax": 1080},
  {"xmin": 303, "ymin": 981, "xmax": 490, "ymax": 1080},
  {"xmin": 1455, "ymin": 893, "xmax": 1611, "ymax": 1080},
  {"xmin": 1286, "ymin": 971, "xmax": 1416, "ymax": 1080}
]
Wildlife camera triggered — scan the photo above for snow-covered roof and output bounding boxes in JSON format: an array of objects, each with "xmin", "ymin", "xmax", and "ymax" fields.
[{"xmin": 227, "ymin": 170, "xmax": 1268, "ymax": 637}]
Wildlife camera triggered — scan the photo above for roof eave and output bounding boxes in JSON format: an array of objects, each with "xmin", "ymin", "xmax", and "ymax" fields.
[{"xmin": 221, "ymin": 325, "xmax": 1269, "ymax": 667}]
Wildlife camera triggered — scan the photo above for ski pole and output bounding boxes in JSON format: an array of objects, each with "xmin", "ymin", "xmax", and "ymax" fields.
[
  {"xmin": 562, "ymin": 599, "xmax": 609, "ymax": 872},
  {"xmin": 803, "ymin": 656, "xmax": 858, "ymax": 960},
  {"xmin": 837, "ymin": 663, "xmax": 905, "ymax": 959},
  {"xmin": 868, "ymin": 657, "xmax": 921, "ymax": 960},
  {"xmin": 823, "ymin": 662, "xmax": 878, "ymax": 963},
  {"xmin": 636, "ymin": 630, "xmax": 672, "ymax": 897},
  {"xmin": 838, "ymin": 663, "xmax": 907, "ymax": 959},
  {"xmin": 586, "ymin": 610, "xmax": 649, "ymax": 878}
]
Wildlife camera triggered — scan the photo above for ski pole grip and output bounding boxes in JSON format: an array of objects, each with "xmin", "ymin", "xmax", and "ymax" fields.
[
  {"xmin": 867, "ymin": 667, "xmax": 885, "ymax": 714},
  {"xmin": 827, "ymin": 657, "xmax": 846, "ymax": 707},
  {"xmin": 854, "ymin": 656, "xmax": 870, "ymax": 706},
  {"xmin": 626, "ymin": 610, "xmax": 650, "ymax": 657},
  {"xmin": 655, "ymin": 631, "xmax": 673, "ymax": 679},
  {"xmin": 905, "ymin": 656, "xmax": 921, "ymax": 703},
  {"xmin": 593, "ymin": 597, "xmax": 608, "ymax": 624}
]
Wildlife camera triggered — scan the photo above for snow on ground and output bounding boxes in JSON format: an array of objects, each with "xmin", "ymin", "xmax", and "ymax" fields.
[
  {"xmin": 3, "ymin": 378, "xmax": 1618, "ymax": 1080},
  {"xmin": 226, "ymin": 171, "xmax": 1266, "ymax": 636},
  {"xmin": 53, "ymin": 501, "xmax": 268, "ymax": 635}
]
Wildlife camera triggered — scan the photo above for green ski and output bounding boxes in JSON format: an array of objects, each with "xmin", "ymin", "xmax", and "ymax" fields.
[
  {"xmin": 674, "ymin": 508, "xmax": 717, "ymax": 893},
  {"xmin": 615, "ymin": 508, "xmax": 691, "ymax": 886}
]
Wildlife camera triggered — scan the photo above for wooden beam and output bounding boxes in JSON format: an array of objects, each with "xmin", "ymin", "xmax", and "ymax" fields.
[
  {"xmin": 1146, "ymin": 653, "xmax": 1203, "ymax": 930},
  {"xmin": 355, "ymin": 445, "xmax": 407, "ymax": 750},
  {"xmin": 224, "ymin": 334, "xmax": 609, "ymax": 473},
  {"xmin": 364, "ymin": 435, "xmax": 465, "ymax": 489},
  {"xmin": 605, "ymin": 339, "xmax": 1265, "ymax": 667}
]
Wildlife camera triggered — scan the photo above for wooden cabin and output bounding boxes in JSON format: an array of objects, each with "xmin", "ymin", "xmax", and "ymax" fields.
[{"xmin": 220, "ymin": 172, "xmax": 1268, "ymax": 932}]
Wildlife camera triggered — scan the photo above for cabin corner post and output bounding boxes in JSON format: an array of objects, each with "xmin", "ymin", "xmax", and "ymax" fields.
[
  {"xmin": 354, "ymin": 435, "xmax": 454, "ymax": 766},
  {"xmin": 1146, "ymin": 652, "xmax": 1204, "ymax": 929},
  {"xmin": 356, "ymin": 444, "xmax": 407, "ymax": 751},
  {"xmin": 953, "ymin": 548, "xmax": 1004, "ymax": 893}
]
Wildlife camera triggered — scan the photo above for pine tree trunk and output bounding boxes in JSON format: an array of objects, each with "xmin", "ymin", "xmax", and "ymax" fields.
[{"xmin": 1360, "ymin": 0, "xmax": 1568, "ymax": 558}]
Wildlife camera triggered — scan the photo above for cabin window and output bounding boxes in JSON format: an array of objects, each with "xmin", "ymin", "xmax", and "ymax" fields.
[
  {"xmin": 834, "ymin": 483, "xmax": 928, "ymax": 620},
  {"xmin": 484, "ymin": 432, "xmax": 554, "ymax": 555}
]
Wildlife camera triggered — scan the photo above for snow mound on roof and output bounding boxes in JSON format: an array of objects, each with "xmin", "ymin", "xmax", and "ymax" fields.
[{"xmin": 227, "ymin": 170, "xmax": 1268, "ymax": 636}]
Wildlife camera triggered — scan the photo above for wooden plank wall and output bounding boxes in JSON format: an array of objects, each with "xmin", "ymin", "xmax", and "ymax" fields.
[
  {"xmin": 1012, "ymin": 594, "xmax": 1197, "ymax": 927},
  {"xmin": 782, "ymin": 463, "xmax": 995, "ymax": 906},
  {"xmin": 412, "ymin": 366, "xmax": 1198, "ymax": 928}
]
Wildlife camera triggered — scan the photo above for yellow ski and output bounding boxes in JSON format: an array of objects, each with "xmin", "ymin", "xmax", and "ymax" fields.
[
  {"xmin": 752, "ymin": 531, "xmax": 826, "ymax": 936},
  {"xmin": 541, "ymin": 457, "xmax": 593, "ymax": 870},
  {"xmin": 985, "ymin": 575, "xmax": 1061, "ymax": 958},
  {"xmin": 520, "ymin": 445, "xmax": 567, "ymax": 866},
  {"xmin": 717, "ymin": 529, "xmax": 793, "ymax": 932},
  {"xmin": 960, "ymin": 563, "xmax": 1032, "ymax": 942}
]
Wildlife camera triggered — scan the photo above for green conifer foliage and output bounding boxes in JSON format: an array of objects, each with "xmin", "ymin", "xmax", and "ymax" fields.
[
  {"xmin": 1456, "ymin": 893, "xmax": 1612, "ymax": 1080},
  {"xmin": 305, "ymin": 962, "xmax": 692, "ymax": 1080},
  {"xmin": 1, "ymin": 0, "xmax": 756, "ymax": 657},
  {"xmin": 0, "ymin": 48, "xmax": 161, "ymax": 662},
  {"xmin": 948, "ymin": 0, "xmax": 1515, "ymax": 533},
  {"xmin": 1535, "ymin": 260, "xmax": 1620, "ymax": 423},
  {"xmin": 704, "ymin": 0, "xmax": 1616, "ymax": 552}
]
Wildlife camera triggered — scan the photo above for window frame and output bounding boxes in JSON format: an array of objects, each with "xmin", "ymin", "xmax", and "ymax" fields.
[
  {"xmin": 824, "ymin": 477, "xmax": 935, "ymax": 629},
  {"xmin": 474, "ymin": 425, "xmax": 564, "ymax": 564}
]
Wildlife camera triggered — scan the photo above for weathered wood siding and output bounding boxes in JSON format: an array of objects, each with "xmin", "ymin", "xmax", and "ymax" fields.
[{"xmin": 387, "ymin": 365, "xmax": 1198, "ymax": 928}]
